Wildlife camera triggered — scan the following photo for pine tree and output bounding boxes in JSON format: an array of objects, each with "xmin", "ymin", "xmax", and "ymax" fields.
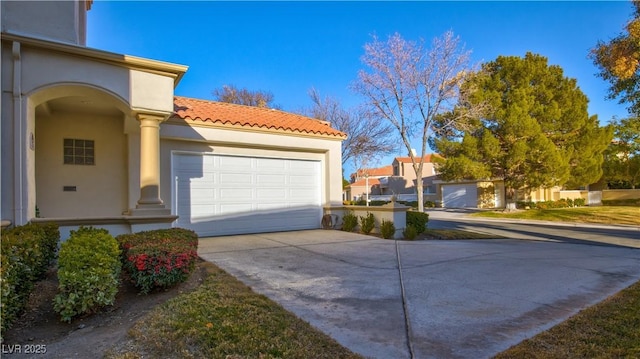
[{"xmin": 433, "ymin": 53, "xmax": 612, "ymax": 204}]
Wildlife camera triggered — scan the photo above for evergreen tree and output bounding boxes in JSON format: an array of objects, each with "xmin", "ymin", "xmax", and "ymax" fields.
[{"xmin": 433, "ymin": 53, "xmax": 612, "ymax": 204}]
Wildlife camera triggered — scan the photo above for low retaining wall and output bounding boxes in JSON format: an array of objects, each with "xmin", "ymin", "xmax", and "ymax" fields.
[
  {"xmin": 323, "ymin": 202, "xmax": 410, "ymax": 239},
  {"xmin": 603, "ymin": 189, "xmax": 640, "ymax": 201}
]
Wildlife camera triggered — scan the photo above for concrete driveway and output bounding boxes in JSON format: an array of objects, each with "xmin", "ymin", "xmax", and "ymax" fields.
[{"xmin": 198, "ymin": 230, "xmax": 640, "ymax": 359}]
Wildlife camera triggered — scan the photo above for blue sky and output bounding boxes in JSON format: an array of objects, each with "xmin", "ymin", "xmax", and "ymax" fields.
[{"xmin": 88, "ymin": 1, "xmax": 634, "ymax": 171}]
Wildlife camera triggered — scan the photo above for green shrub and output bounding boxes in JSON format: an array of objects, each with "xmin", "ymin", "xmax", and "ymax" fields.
[
  {"xmin": 1, "ymin": 222, "xmax": 60, "ymax": 334},
  {"xmin": 424, "ymin": 201, "xmax": 436, "ymax": 208},
  {"xmin": 602, "ymin": 198, "xmax": 640, "ymax": 206},
  {"xmin": 574, "ymin": 198, "xmax": 586, "ymax": 207},
  {"xmin": 566, "ymin": 198, "xmax": 575, "ymax": 207},
  {"xmin": 4, "ymin": 223, "xmax": 59, "ymax": 280},
  {"xmin": 117, "ymin": 228, "xmax": 198, "ymax": 294},
  {"xmin": 406, "ymin": 211, "xmax": 429, "ymax": 234},
  {"xmin": 380, "ymin": 219, "xmax": 396, "ymax": 239},
  {"xmin": 398, "ymin": 201, "xmax": 418, "ymax": 209},
  {"xmin": 359, "ymin": 212, "xmax": 375, "ymax": 235},
  {"xmin": 54, "ymin": 227, "xmax": 121, "ymax": 322},
  {"xmin": 341, "ymin": 211, "xmax": 358, "ymax": 232},
  {"xmin": 1, "ymin": 232, "xmax": 33, "ymax": 335},
  {"xmin": 403, "ymin": 225, "xmax": 418, "ymax": 240}
]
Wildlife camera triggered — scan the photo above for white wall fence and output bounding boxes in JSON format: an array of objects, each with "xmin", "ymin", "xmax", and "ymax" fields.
[{"xmin": 324, "ymin": 203, "xmax": 410, "ymax": 239}]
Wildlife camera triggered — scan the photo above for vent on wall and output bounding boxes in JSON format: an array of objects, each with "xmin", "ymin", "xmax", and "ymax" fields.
[{"xmin": 63, "ymin": 186, "xmax": 77, "ymax": 192}]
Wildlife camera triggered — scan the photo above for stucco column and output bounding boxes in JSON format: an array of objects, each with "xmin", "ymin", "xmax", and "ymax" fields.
[{"xmin": 131, "ymin": 113, "xmax": 169, "ymax": 215}]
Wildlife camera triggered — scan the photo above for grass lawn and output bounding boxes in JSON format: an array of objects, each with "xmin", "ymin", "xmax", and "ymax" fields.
[
  {"xmin": 494, "ymin": 280, "xmax": 640, "ymax": 358},
  {"xmin": 422, "ymin": 229, "xmax": 505, "ymax": 240},
  {"xmin": 107, "ymin": 261, "xmax": 362, "ymax": 359},
  {"xmin": 471, "ymin": 206, "xmax": 640, "ymax": 226}
]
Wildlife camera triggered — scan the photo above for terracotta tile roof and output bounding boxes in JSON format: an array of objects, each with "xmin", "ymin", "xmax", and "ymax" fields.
[
  {"xmin": 394, "ymin": 154, "xmax": 441, "ymax": 163},
  {"xmin": 351, "ymin": 165, "xmax": 394, "ymax": 180},
  {"xmin": 347, "ymin": 178, "xmax": 380, "ymax": 188},
  {"xmin": 171, "ymin": 96, "xmax": 346, "ymax": 138}
]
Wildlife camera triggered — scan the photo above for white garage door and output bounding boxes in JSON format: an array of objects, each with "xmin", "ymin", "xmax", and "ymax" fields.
[
  {"xmin": 173, "ymin": 153, "xmax": 322, "ymax": 236},
  {"xmin": 442, "ymin": 184, "xmax": 478, "ymax": 208}
]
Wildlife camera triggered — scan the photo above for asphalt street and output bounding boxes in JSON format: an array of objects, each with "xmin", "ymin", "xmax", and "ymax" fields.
[{"xmin": 426, "ymin": 208, "xmax": 640, "ymax": 249}]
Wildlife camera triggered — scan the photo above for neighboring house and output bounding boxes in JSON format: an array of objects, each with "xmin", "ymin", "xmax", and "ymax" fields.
[
  {"xmin": 345, "ymin": 165, "xmax": 393, "ymax": 201},
  {"xmin": 346, "ymin": 155, "xmax": 440, "ymax": 202},
  {"xmin": 1, "ymin": 1, "xmax": 346, "ymax": 238},
  {"xmin": 389, "ymin": 155, "xmax": 439, "ymax": 196},
  {"xmin": 350, "ymin": 165, "xmax": 394, "ymax": 183}
]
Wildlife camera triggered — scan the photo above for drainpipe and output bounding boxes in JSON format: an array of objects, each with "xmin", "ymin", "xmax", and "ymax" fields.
[{"xmin": 12, "ymin": 41, "xmax": 25, "ymax": 225}]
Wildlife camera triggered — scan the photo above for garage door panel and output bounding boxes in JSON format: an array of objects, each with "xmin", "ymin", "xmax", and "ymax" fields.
[
  {"xmin": 219, "ymin": 203, "xmax": 253, "ymax": 215},
  {"xmin": 289, "ymin": 189, "xmax": 317, "ymax": 201},
  {"xmin": 257, "ymin": 188, "xmax": 286, "ymax": 199},
  {"xmin": 220, "ymin": 173, "xmax": 251, "ymax": 185},
  {"xmin": 290, "ymin": 175, "xmax": 317, "ymax": 186},
  {"xmin": 442, "ymin": 184, "xmax": 478, "ymax": 208},
  {"xmin": 290, "ymin": 160, "xmax": 318, "ymax": 171},
  {"xmin": 256, "ymin": 174, "xmax": 286, "ymax": 185},
  {"xmin": 174, "ymin": 154, "xmax": 321, "ymax": 236},
  {"xmin": 256, "ymin": 158, "xmax": 286, "ymax": 170},
  {"xmin": 220, "ymin": 188, "xmax": 252, "ymax": 200},
  {"xmin": 220, "ymin": 156, "xmax": 251, "ymax": 168}
]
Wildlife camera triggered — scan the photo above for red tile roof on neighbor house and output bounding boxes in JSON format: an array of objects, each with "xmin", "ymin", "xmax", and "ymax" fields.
[
  {"xmin": 352, "ymin": 165, "xmax": 394, "ymax": 179},
  {"xmin": 394, "ymin": 154, "xmax": 441, "ymax": 163},
  {"xmin": 348, "ymin": 178, "xmax": 380, "ymax": 188},
  {"xmin": 171, "ymin": 96, "xmax": 347, "ymax": 138}
]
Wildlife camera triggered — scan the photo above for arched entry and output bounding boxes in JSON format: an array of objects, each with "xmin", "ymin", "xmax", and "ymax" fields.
[{"xmin": 31, "ymin": 84, "xmax": 132, "ymax": 218}]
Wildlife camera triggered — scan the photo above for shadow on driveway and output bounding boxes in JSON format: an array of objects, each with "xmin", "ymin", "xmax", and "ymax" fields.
[{"xmin": 198, "ymin": 229, "xmax": 640, "ymax": 358}]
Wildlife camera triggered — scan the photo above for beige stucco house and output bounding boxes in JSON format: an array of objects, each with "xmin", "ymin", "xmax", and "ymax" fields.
[
  {"xmin": 1, "ymin": 0, "xmax": 346, "ymax": 238},
  {"xmin": 347, "ymin": 155, "xmax": 441, "ymax": 203}
]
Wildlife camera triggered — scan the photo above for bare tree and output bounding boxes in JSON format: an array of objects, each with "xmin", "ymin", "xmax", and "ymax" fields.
[
  {"xmin": 213, "ymin": 84, "xmax": 279, "ymax": 108},
  {"xmin": 307, "ymin": 88, "xmax": 396, "ymax": 166},
  {"xmin": 353, "ymin": 31, "xmax": 479, "ymax": 211}
]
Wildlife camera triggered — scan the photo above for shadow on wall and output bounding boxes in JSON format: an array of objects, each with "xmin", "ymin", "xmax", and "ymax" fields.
[{"xmin": 176, "ymin": 205, "xmax": 322, "ymax": 237}]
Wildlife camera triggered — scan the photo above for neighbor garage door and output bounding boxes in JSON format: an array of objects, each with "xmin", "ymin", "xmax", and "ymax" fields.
[
  {"xmin": 442, "ymin": 183, "xmax": 478, "ymax": 208},
  {"xmin": 173, "ymin": 153, "xmax": 322, "ymax": 236}
]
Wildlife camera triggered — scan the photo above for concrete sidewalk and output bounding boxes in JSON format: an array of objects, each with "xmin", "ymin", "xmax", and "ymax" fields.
[{"xmin": 198, "ymin": 230, "xmax": 640, "ymax": 358}]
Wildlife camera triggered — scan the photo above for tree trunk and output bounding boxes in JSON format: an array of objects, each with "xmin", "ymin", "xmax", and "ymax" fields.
[
  {"xmin": 416, "ymin": 173, "xmax": 424, "ymax": 212},
  {"xmin": 505, "ymin": 186, "xmax": 517, "ymax": 211}
]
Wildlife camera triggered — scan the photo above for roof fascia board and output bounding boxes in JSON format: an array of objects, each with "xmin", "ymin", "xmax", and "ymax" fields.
[{"xmin": 1, "ymin": 32, "xmax": 188, "ymax": 86}]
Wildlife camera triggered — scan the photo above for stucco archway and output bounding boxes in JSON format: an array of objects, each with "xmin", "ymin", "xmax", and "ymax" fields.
[{"xmin": 30, "ymin": 83, "xmax": 132, "ymax": 219}]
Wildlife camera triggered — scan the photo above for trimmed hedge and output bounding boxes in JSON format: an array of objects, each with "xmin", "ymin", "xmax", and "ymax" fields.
[
  {"xmin": 1, "ymin": 222, "xmax": 59, "ymax": 334},
  {"xmin": 54, "ymin": 227, "xmax": 121, "ymax": 322},
  {"xmin": 406, "ymin": 211, "xmax": 429, "ymax": 234},
  {"xmin": 517, "ymin": 198, "xmax": 587, "ymax": 210},
  {"xmin": 602, "ymin": 198, "xmax": 640, "ymax": 206},
  {"xmin": 117, "ymin": 228, "xmax": 198, "ymax": 294}
]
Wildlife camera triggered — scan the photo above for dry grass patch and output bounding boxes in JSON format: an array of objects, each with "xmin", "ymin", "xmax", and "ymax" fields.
[
  {"xmin": 495, "ymin": 280, "xmax": 640, "ymax": 358},
  {"xmin": 472, "ymin": 206, "xmax": 640, "ymax": 226},
  {"xmin": 107, "ymin": 261, "xmax": 362, "ymax": 359}
]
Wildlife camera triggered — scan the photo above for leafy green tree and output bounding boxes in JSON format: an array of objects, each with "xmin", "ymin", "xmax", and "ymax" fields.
[
  {"xmin": 603, "ymin": 117, "xmax": 640, "ymax": 188},
  {"xmin": 590, "ymin": 1, "xmax": 640, "ymax": 116},
  {"xmin": 433, "ymin": 53, "xmax": 612, "ymax": 205}
]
